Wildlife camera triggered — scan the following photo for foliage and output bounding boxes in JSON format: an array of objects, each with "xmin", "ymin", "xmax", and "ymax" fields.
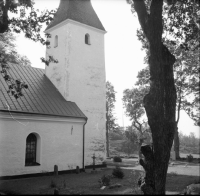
[
  {"xmin": 173, "ymin": 130, "xmax": 200, "ymax": 157},
  {"xmin": 109, "ymin": 132, "xmax": 124, "ymax": 140},
  {"xmin": 134, "ymin": 48, "xmax": 199, "ymax": 127},
  {"xmin": 134, "ymin": 0, "xmax": 200, "ymax": 127},
  {"xmin": 125, "ymin": 0, "xmax": 200, "ymax": 194},
  {"xmin": 0, "ymin": 32, "xmax": 30, "ymax": 98},
  {"xmin": 106, "ymin": 81, "xmax": 118, "ymax": 157},
  {"xmin": 120, "ymin": 140, "xmax": 136, "ymax": 156},
  {"xmin": 98, "ymin": 174, "xmax": 111, "ymax": 187},
  {"xmin": 113, "ymin": 156, "xmax": 122, "ymax": 163},
  {"xmin": 106, "ymin": 81, "xmax": 118, "ymax": 132},
  {"xmin": 179, "ymin": 132, "xmax": 200, "ymax": 149},
  {"xmin": 0, "ymin": 0, "xmax": 57, "ymax": 98},
  {"xmin": 187, "ymin": 154, "xmax": 194, "ymax": 162},
  {"xmin": 112, "ymin": 166, "xmax": 124, "ymax": 179}
]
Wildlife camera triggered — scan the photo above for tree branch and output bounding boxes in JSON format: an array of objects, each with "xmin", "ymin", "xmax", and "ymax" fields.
[{"xmin": 133, "ymin": 0, "xmax": 150, "ymax": 38}]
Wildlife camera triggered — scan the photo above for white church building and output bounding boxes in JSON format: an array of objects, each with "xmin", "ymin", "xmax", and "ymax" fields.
[{"xmin": 0, "ymin": 0, "xmax": 106, "ymax": 178}]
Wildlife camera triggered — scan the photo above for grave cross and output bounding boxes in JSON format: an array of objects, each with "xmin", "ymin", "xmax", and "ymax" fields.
[{"xmin": 92, "ymin": 153, "xmax": 96, "ymax": 170}]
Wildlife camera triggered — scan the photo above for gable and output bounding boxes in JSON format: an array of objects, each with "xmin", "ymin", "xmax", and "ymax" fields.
[{"xmin": 0, "ymin": 64, "xmax": 87, "ymax": 119}]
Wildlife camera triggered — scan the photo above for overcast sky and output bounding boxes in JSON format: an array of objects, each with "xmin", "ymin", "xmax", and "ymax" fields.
[{"xmin": 15, "ymin": 0, "xmax": 199, "ymax": 137}]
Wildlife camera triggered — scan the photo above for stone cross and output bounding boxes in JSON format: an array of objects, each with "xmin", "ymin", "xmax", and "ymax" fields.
[{"xmin": 92, "ymin": 153, "xmax": 96, "ymax": 170}]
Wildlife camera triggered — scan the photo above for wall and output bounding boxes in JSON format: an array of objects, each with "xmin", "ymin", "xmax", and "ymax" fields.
[
  {"xmin": 0, "ymin": 113, "xmax": 85, "ymax": 177},
  {"xmin": 45, "ymin": 20, "xmax": 106, "ymax": 164}
]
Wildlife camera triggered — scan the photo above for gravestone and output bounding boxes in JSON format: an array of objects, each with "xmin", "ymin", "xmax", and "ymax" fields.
[
  {"xmin": 54, "ymin": 188, "xmax": 59, "ymax": 195},
  {"xmin": 54, "ymin": 165, "xmax": 58, "ymax": 176},
  {"xmin": 76, "ymin": 166, "xmax": 80, "ymax": 174}
]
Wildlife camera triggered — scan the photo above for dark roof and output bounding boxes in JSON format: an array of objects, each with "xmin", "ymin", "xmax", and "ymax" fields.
[
  {"xmin": 0, "ymin": 64, "xmax": 87, "ymax": 119},
  {"xmin": 45, "ymin": 0, "xmax": 105, "ymax": 31}
]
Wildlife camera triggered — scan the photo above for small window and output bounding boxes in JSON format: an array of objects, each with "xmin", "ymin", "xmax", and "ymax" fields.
[
  {"xmin": 25, "ymin": 133, "xmax": 40, "ymax": 166},
  {"xmin": 85, "ymin": 34, "xmax": 91, "ymax": 45},
  {"xmin": 54, "ymin": 35, "xmax": 58, "ymax": 48}
]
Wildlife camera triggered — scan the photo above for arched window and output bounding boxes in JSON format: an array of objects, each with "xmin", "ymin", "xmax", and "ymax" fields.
[
  {"xmin": 25, "ymin": 133, "xmax": 40, "ymax": 166},
  {"xmin": 54, "ymin": 35, "xmax": 58, "ymax": 48},
  {"xmin": 85, "ymin": 34, "xmax": 91, "ymax": 45}
]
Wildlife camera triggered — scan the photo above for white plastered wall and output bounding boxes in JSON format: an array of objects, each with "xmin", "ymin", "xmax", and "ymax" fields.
[
  {"xmin": 0, "ymin": 113, "xmax": 85, "ymax": 177},
  {"xmin": 45, "ymin": 20, "xmax": 106, "ymax": 165}
]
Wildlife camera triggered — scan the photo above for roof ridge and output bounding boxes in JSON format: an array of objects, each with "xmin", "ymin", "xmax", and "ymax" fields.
[{"xmin": 8, "ymin": 63, "xmax": 45, "ymax": 71}]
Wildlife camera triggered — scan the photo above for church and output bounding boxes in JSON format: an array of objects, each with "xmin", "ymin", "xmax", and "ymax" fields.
[{"xmin": 0, "ymin": 0, "xmax": 106, "ymax": 178}]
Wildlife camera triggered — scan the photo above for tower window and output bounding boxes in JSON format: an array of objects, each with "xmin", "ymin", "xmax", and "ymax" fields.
[
  {"xmin": 85, "ymin": 34, "xmax": 91, "ymax": 45},
  {"xmin": 54, "ymin": 35, "xmax": 58, "ymax": 48}
]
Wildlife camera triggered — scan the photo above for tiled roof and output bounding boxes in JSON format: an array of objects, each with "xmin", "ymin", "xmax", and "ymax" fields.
[
  {"xmin": 45, "ymin": 0, "xmax": 105, "ymax": 31},
  {"xmin": 0, "ymin": 64, "xmax": 87, "ymax": 119}
]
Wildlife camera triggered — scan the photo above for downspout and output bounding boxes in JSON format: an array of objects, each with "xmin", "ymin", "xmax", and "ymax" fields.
[{"xmin": 82, "ymin": 118, "xmax": 88, "ymax": 172}]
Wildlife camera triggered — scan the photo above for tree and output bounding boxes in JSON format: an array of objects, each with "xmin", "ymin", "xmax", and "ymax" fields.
[
  {"xmin": 123, "ymin": 87, "xmax": 152, "ymax": 159},
  {"xmin": 0, "ymin": 32, "xmax": 31, "ymax": 66},
  {"xmin": 122, "ymin": 125, "xmax": 152, "ymax": 158},
  {"xmin": 106, "ymin": 81, "xmax": 118, "ymax": 157},
  {"xmin": 122, "ymin": 126, "xmax": 138, "ymax": 156},
  {"xmin": 134, "ymin": 10, "xmax": 199, "ymax": 159},
  {"xmin": 126, "ymin": 0, "xmax": 199, "ymax": 194},
  {"xmin": 0, "ymin": 32, "xmax": 31, "ymax": 98},
  {"xmin": 0, "ymin": 0, "xmax": 57, "ymax": 98}
]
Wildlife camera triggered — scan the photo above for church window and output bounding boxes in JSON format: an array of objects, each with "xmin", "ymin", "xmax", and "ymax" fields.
[
  {"xmin": 54, "ymin": 35, "xmax": 58, "ymax": 48},
  {"xmin": 85, "ymin": 34, "xmax": 91, "ymax": 45},
  {"xmin": 25, "ymin": 133, "xmax": 40, "ymax": 166}
]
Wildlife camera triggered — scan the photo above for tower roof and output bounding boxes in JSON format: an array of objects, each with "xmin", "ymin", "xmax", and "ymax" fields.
[{"xmin": 45, "ymin": 0, "xmax": 105, "ymax": 32}]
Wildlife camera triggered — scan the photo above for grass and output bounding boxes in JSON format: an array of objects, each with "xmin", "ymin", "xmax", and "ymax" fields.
[
  {"xmin": 166, "ymin": 173, "xmax": 200, "ymax": 193},
  {"xmin": 0, "ymin": 168, "xmax": 142, "ymax": 195},
  {"xmin": 0, "ymin": 167, "xmax": 199, "ymax": 195}
]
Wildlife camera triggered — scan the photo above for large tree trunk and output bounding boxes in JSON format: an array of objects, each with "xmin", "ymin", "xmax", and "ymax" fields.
[
  {"xmin": 133, "ymin": 0, "xmax": 177, "ymax": 194},
  {"xmin": 174, "ymin": 126, "xmax": 180, "ymax": 159}
]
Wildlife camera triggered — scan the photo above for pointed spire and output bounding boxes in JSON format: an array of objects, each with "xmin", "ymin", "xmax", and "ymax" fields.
[{"xmin": 46, "ymin": 0, "xmax": 105, "ymax": 31}]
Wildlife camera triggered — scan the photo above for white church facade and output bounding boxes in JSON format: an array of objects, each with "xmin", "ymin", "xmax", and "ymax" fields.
[{"xmin": 0, "ymin": 0, "xmax": 106, "ymax": 178}]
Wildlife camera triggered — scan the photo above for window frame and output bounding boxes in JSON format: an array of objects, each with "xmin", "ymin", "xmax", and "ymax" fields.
[
  {"xmin": 54, "ymin": 35, "xmax": 58, "ymax": 48},
  {"xmin": 85, "ymin": 33, "xmax": 91, "ymax": 45},
  {"xmin": 25, "ymin": 133, "xmax": 40, "ymax": 166}
]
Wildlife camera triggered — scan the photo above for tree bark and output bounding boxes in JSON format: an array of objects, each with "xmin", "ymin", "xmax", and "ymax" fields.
[
  {"xmin": 174, "ymin": 126, "xmax": 180, "ymax": 159},
  {"xmin": 133, "ymin": 0, "xmax": 177, "ymax": 194}
]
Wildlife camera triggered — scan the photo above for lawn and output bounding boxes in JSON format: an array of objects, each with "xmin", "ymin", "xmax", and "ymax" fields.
[{"xmin": 0, "ymin": 167, "xmax": 199, "ymax": 195}]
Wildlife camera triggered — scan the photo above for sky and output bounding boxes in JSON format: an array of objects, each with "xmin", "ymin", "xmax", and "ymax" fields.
[{"xmin": 15, "ymin": 0, "xmax": 199, "ymax": 138}]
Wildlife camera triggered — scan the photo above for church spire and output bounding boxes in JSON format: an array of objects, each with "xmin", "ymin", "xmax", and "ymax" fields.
[{"xmin": 46, "ymin": 0, "xmax": 105, "ymax": 31}]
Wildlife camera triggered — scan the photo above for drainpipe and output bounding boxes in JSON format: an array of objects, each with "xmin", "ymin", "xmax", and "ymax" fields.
[{"xmin": 82, "ymin": 118, "xmax": 88, "ymax": 172}]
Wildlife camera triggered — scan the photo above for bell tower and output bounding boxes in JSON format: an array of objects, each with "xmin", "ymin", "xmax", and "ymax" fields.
[{"xmin": 45, "ymin": 0, "xmax": 107, "ymax": 164}]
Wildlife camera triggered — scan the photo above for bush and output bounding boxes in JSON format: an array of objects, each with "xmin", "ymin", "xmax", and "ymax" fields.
[
  {"xmin": 98, "ymin": 174, "xmax": 111, "ymax": 187},
  {"xmin": 113, "ymin": 156, "xmax": 122, "ymax": 162},
  {"xmin": 187, "ymin": 154, "xmax": 193, "ymax": 162},
  {"xmin": 112, "ymin": 166, "xmax": 124, "ymax": 179},
  {"xmin": 109, "ymin": 132, "xmax": 124, "ymax": 140}
]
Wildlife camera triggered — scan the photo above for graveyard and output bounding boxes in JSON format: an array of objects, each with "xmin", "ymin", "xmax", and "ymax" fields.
[{"xmin": 0, "ymin": 156, "xmax": 199, "ymax": 195}]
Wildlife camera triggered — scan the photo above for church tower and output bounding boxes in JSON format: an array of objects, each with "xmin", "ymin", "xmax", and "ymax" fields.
[{"xmin": 45, "ymin": 0, "xmax": 106, "ymax": 164}]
